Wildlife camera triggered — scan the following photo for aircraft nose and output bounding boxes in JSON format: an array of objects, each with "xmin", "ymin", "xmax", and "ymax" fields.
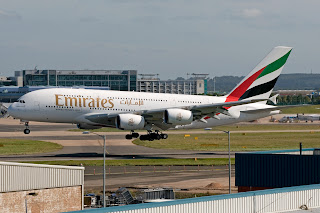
[
  {"xmin": 7, "ymin": 104, "xmax": 13, "ymax": 114},
  {"xmin": 7, "ymin": 103, "xmax": 18, "ymax": 117}
]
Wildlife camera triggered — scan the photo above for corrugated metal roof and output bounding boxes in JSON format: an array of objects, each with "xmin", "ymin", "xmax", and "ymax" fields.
[
  {"xmin": 67, "ymin": 184, "xmax": 320, "ymax": 213},
  {"xmin": 245, "ymin": 148, "xmax": 315, "ymax": 154},
  {"xmin": 0, "ymin": 161, "xmax": 84, "ymax": 192},
  {"xmin": 0, "ymin": 161, "xmax": 84, "ymax": 169}
]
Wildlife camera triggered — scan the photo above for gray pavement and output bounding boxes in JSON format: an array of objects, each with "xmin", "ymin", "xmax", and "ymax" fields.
[
  {"xmin": 0, "ymin": 120, "xmax": 76, "ymax": 132},
  {"xmin": 2, "ymin": 118, "xmax": 320, "ymax": 161},
  {"xmin": 0, "ymin": 119, "xmax": 230, "ymax": 161},
  {"xmin": 84, "ymin": 165, "xmax": 235, "ymax": 192}
]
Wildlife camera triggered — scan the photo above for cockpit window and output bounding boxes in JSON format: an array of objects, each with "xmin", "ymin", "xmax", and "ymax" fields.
[{"xmin": 18, "ymin": 100, "xmax": 25, "ymax": 103}]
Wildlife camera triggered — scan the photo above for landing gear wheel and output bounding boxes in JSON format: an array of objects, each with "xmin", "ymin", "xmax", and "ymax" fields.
[
  {"xmin": 24, "ymin": 129, "xmax": 30, "ymax": 134},
  {"xmin": 150, "ymin": 133, "xmax": 161, "ymax": 140},
  {"xmin": 125, "ymin": 134, "xmax": 133, "ymax": 140},
  {"xmin": 132, "ymin": 132, "xmax": 139, "ymax": 138},
  {"xmin": 160, "ymin": 133, "xmax": 168, "ymax": 139},
  {"xmin": 139, "ymin": 130, "xmax": 167, "ymax": 141},
  {"xmin": 23, "ymin": 121, "xmax": 30, "ymax": 134},
  {"xmin": 139, "ymin": 135, "xmax": 148, "ymax": 141}
]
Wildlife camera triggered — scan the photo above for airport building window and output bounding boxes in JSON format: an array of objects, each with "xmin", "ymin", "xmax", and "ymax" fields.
[{"xmin": 18, "ymin": 69, "xmax": 137, "ymax": 91}]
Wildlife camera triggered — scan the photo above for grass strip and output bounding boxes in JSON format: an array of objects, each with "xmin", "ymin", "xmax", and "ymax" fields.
[
  {"xmin": 280, "ymin": 104, "xmax": 320, "ymax": 114},
  {"xmin": 22, "ymin": 158, "xmax": 235, "ymax": 166},
  {"xmin": 205, "ymin": 124, "xmax": 320, "ymax": 131},
  {"xmin": 133, "ymin": 132, "xmax": 320, "ymax": 151},
  {"xmin": 0, "ymin": 138, "xmax": 62, "ymax": 155},
  {"xmin": 68, "ymin": 124, "xmax": 320, "ymax": 133}
]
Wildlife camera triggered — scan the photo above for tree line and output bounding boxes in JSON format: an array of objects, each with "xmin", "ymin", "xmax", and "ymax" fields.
[{"xmin": 276, "ymin": 95, "xmax": 320, "ymax": 105}]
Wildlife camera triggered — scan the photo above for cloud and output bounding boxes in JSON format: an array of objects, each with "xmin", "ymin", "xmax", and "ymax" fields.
[
  {"xmin": 240, "ymin": 8, "xmax": 263, "ymax": 18},
  {"xmin": 0, "ymin": 9, "xmax": 21, "ymax": 21}
]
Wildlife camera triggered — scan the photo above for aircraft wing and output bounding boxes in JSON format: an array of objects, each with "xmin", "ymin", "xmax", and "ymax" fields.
[
  {"xmin": 85, "ymin": 98, "xmax": 268, "ymax": 128},
  {"xmin": 187, "ymin": 99, "xmax": 268, "ymax": 118},
  {"xmin": 141, "ymin": 98, "xmax": 269, "ymax": 128}
]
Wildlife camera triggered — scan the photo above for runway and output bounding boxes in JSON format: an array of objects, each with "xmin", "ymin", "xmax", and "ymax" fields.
[
  {"xmin": 2, "ymin": 118, "xmax": 320, "ymax": 161},
  {"xmin": 84, "ymin": 165, "xmax": 235, "ymax": 192},
  {"xmin": 0, "ymin": 118, "xmax": 229, "ymax": 161}
]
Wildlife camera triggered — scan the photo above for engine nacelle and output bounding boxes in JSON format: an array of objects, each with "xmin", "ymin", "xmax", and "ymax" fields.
[
  {"xmin": 77, "ymin": 123, "xmax": 103, "ymax": 130},
  {"xmin": 116, "ymin": 114, "xmax": 145, "ymax": 130},
  {"xmin": 164, "ymin": 109, "xmax": 193, "ymax": 125}
]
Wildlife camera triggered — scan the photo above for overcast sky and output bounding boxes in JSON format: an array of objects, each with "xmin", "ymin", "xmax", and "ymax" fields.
[{"xmin": 0, "ymin": 0, "xmax": 319, "ymax": 79}]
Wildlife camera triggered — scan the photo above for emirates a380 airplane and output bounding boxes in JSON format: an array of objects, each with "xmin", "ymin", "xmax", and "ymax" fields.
[{"xmin": 5, "ymin": 46, "xmax": 292, "ymax": 140}]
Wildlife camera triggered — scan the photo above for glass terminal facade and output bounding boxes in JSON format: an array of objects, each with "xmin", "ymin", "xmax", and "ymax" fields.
[{"xmin": 16, "ymin": 70, "xmax": 137, "ymax": 91}]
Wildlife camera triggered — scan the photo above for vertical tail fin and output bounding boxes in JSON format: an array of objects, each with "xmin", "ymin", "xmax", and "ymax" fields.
[{"xmin": 226, "ymin": 46, "xmax": 292, "ymax": 102}]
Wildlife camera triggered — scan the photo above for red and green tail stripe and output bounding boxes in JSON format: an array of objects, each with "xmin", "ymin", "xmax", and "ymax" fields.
[{"xmin": 226, "ymin": 50, "xmax": 292, "ymax": 102}]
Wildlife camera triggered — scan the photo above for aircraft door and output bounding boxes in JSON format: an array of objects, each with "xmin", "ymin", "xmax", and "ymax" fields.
[{"xmin": 170, "ymin": 97, "xmax": 176, "ymax": 106}]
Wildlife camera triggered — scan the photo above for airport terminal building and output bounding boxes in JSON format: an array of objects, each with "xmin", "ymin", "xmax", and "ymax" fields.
[
  {"xmin": 14, "ymin": 69, "xmax": 137, "ymax": 91},
  {"xmin": 137, "ymin": 74, "xmax": 208, "ymax": 95}
]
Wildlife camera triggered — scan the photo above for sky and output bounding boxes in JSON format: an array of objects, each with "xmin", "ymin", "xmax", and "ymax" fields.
[{"xmin": 0, "ymin": 0, "xmax": 319, "ymax": 79}]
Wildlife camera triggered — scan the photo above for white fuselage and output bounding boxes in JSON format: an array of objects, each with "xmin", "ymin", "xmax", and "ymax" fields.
[{"xmin": 8, "ymin": 88, "xmax": 279, "ymax": 130}]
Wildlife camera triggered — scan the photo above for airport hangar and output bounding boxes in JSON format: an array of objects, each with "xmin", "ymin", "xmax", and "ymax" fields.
[
  {"xmin": 0, "ymin": 161, "xmax": 84, "ymax": 212},
  {"xmin": 67, "ymin": 148, "xmax": 320, "ymax": 213}
]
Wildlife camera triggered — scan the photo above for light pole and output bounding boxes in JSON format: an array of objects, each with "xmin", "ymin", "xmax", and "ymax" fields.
[
  {"xmin": 227, "ymin": 130, "xmax": 231, "ymax": 194},
  {"xmin": 83, "ymin": 131, "xmax": 106, "ymax": 207},
  {"xmin": 25, "ymin": 192, "xmax": 38, "ymax": 213},
  {"xmin": 214, "ymin": 129, "xmax": 231, "ymax": 194}
]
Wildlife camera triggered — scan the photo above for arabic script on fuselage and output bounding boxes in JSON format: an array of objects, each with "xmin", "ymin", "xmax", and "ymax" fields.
[{"xmin": 120, "ymin": 99, "xmax": 144, "ymax": 106}]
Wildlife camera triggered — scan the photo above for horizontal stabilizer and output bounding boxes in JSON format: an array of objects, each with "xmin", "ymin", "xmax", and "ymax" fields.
[
  {"xmin": 269, "ymin": 94, "xmax": 279, "ymax": 105},
  {"xmin": 242, "ymin": 104, "xmax": 309, "ymax": 114}
]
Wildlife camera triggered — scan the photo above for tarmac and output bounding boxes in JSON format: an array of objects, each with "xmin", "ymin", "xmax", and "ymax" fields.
[
  {"xmin": 1, "ymin": 116, "xmax": 320, "ymax": 194},
  {"xmin": 0, "ymin": 118, "xmax": 233, "ymax": 161},
  {"xmin": 0, "ymin": 118, "xmax": 236, "ymax": 193},
  {"xmin": 1, "ymin": 116, "xmax": 320, "ymax": 161}
]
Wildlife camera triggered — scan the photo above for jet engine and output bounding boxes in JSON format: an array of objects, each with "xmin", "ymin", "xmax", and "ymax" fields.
[
  {"xmin": 164, "ymin": 109, "xmax": 193, "ymax": 125},
  {"xmin": 77, "ymin": 123, "xmax": 102, "ymax": 130},
  {"xmin": 116, "ymin": 114, "xmax": 145, "ymax": 130}
]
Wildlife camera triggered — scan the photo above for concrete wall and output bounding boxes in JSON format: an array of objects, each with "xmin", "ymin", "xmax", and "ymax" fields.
[{"xmin": 0, "ymin": 186, "xmax": 82, "ymax": 213}]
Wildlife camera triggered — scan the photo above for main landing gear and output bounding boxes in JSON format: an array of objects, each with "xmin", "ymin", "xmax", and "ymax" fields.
[
  {"xmin": 125, "ymin": 130, "xmax": 168, "ymax": 141},
  {"xmin": 23, "ymin": 122, "xmax": 30, "ymax": 134},
  {"xmin": 125, "ymin": 131, "xmax": 140, "ymax": 140},
  {"xmin": 139, "ymin": 130, "xmax": 168, "ymax": 141}
]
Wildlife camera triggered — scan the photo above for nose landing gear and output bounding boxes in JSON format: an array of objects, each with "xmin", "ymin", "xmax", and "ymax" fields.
[{"xmin": 23, "ymin": 122, "xmax": 30, "ymax": 134}]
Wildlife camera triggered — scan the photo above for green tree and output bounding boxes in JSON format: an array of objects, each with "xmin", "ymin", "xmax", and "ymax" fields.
[{"xmin": 286, "ymin": 95, "xmax": 292, "ymax": 105}]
